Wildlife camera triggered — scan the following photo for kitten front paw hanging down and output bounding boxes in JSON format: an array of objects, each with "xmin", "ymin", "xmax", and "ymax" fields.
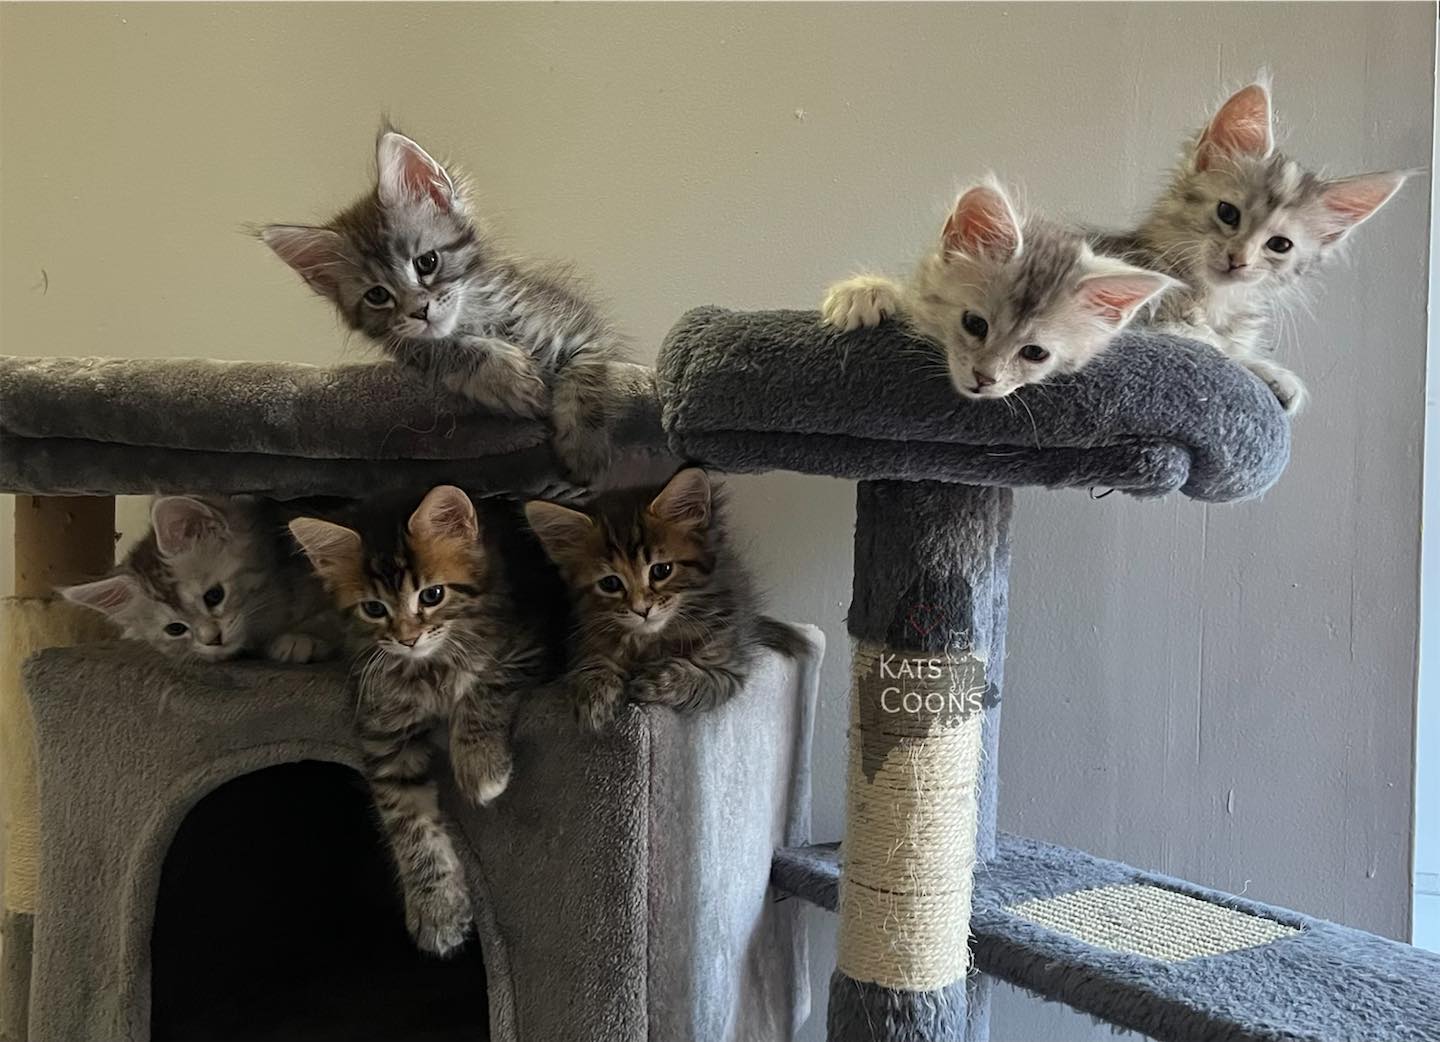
[
  {"xmin": 60, "ymin": 495, "xmax": 340, "ymax": 664},
  {"xmin": 822, "ymin": 180, "xmax": 1174, "ymax": 401},
  {"xmin": 289, "ymin": 486, "xmax": 568, "ymax": 957},
  {"xmin": 526, "ymin": 467, "xmax": 803, "ymax": 733},
  {"xmin": 1092, "ymin": 79, "xmax": 1409, "ymax": 415},
  {"xmin": 262, "ymin": 129, "xmax": 629, "ymax": 484}
]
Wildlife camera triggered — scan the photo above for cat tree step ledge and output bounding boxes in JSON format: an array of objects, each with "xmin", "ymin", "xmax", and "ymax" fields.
[{"xmin": 771, "ymin": 838, "xmax": 1440, "ymax": 1042}]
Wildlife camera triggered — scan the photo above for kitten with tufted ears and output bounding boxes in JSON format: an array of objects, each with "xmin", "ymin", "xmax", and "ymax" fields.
[
  {"xmin": 1092, "ymin": 79, "xmax": 1411, "ymax": 414},
  {"xmin": 525, "ymin": 467, "xmax": 806, "ymax": 733},
  {"xmin": 262, "ymin": 129, "xmax": 630, "ymax": 484},
  {"xmin": 287, "ymin": 485, "xmax": 567, "ymax": 957},
  {"xmin": 60, "ymin": 495, "xmax": 337, "ymax": 664},
  {"xmin": 822, "ymin": 180, "xmax": 1176, "ymax": 402}
]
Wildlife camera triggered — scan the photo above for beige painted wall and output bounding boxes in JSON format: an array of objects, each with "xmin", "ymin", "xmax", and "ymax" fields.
[{"xmin": 2, "ymin": 4, "xmax": 1433, "ymax": 1039}]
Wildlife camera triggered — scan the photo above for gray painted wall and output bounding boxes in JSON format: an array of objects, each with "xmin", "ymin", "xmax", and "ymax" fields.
[{"xmin": 1, "ymin": 5, "xmax": 1432, "ymax": 1039}]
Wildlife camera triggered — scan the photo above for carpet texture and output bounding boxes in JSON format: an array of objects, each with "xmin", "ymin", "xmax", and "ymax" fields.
[
  {"xmin": 773, "ymin": 835, "xmax": 1440, "ymax": 1042},
  {"xmin": 658, "ymin": 308, "xmax": 1290, "ymax": 501},
  {"xmin": 21, "ymin": 629, "xmax": 820, "ymax": 1042}
]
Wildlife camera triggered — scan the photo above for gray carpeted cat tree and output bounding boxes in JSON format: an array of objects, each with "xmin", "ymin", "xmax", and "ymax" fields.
[{"xmin": 2, "ymin": 312, "xmax": 1439, "ymax": 1042}]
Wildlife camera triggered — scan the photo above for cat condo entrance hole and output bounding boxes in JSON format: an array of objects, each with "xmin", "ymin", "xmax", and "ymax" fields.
[{"xmin": 150, "ymin": 761, "xmax": 488, "ymax": 1042}]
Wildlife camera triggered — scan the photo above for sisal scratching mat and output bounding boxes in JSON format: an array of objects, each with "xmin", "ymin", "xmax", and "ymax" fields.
[{"xmin": 1008, "ymin": 883, "xmax": 1300, "ymax": 962}]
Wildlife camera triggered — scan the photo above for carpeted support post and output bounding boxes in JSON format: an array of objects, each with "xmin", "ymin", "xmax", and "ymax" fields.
[
  {"xmin": 1, "ymin": 496, "xmax": 114, "ymax": 1042},
  {"xmin": 828, "ymin": 480, "xmax": 1010, "ymax": 1042}
]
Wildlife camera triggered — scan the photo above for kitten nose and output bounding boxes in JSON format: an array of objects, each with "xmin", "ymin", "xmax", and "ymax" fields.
[
  {"xmin": 1227, "ymin": 254, "xmax": 1248, "ymax": 270},
  {"xmin": 409, "ymin": 303, "xmax": 430, "ymax": 321},
  {"xmin": 204, "ymin": 632, "xmax": 223, "ymax": 647},
  {"xmin": 398, "ymin": 636, "xmax": 418, "ymax": 648},
  {"xmin": 631, "ymin": 605, "xmax": 651, "ymax": 619},
  {"xmin": 972, "ymin": 369, "xmax": 997, "ymax": 388}
]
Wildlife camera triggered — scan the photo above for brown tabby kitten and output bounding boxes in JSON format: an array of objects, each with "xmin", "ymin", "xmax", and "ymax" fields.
[
  {"xmin": 525, "ymin": 468, "xmax": 805, "ymax": 732},
  {"xmin": 290, "ymin": 486, "xmax": 566, "ymax": 956}
]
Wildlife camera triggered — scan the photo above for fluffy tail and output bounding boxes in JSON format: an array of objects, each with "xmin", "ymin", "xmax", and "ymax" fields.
[{"xmin": 754, "ymin": 616, "xmax": 810, "ymax": 659}]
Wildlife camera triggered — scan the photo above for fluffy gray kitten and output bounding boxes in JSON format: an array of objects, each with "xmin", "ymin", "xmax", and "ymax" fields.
[
  {"xmin": 1091, "ymin": 81, "xmax": 1409, "ymax": 414},
  {"xmin": 263, "ymin": 130, "xmax": 627, "ymax": 483},
  {"xmin": 61, "ymin": 496, "xmax": 339, "ymax": 664},
  {"xmin": 822, "ymin": 180, "xmax": 1174, "ymax": 400}
]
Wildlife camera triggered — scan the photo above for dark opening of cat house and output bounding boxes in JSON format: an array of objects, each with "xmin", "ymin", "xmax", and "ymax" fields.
[{"xmin": 151, "ymin": 761, "xmax": 489, "ymax": 1042}]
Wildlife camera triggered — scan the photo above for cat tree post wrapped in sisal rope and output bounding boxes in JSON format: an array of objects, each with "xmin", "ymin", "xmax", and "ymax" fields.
[
  {"xmin": 1, "ymin": 496, "xmax": 115, "ymax": 1042},
  {"xmin": 830, "ymin": 480, "xmax": 1007, "ymax": 1039}
]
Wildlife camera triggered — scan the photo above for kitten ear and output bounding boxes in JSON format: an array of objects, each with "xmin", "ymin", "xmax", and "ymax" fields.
[
  {"xmin": 152, "ymin": 497, "xmax": 227, "ymax": 558},
  {"xmin": 524, "ymin": 501, "xmax": 595, "ymax": 562},
  {"xmin": 261, "ymin": 225, "xmax": 346, "ymax": 297},
  {"xmin": 1075, "ymin": 261, "xmax": 1176, "ymax": 329},
  {"xmin": 1195, "ymin": 83, "xmax": 1274, "ymax": 171},
  {"xmin": 1309, "ymin": 171, "xmax": 1409, "ymax": 244},
  {"xmin": 377, "ymin": 132, "xmax": 457, "ymax": 212},
  {"xmin": 942, "ymin": 183, "xmax": 1023, "ymax": 263},
  {"xmin": 59, "ymin": 574, "xmax": 139, "ymax": 617},
  {"xmin": 408, "ymin": 486, "xmax": 478, "ymax": 542},
  {"xmin": 288, "ymin": 518, "xmax": 362, "ymax": 576},
  {"xmin": 648, "ymin": 468, "xmax": 712, "ymax": 528}
]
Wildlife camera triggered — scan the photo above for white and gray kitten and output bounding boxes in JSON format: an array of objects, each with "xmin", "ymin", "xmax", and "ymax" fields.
[
  {"xmin": 61, "ymin": 496, "xmax": 339, "ymax": 664},
  {"xmin": 263, "ymin": 130, "xmax": 628, "ymax": 483},
  {"xmin": 823, "ymin": 181, "xmax": 1174, "ymax": 400},
  {"xmin": 1092, "ymin": 81, "xmax": 1409, "ymax": 414}
]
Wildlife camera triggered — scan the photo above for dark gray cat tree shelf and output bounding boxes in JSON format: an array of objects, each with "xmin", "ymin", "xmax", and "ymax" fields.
[{"xmin": 2, "ymin": 310, "xmax": 1435, "ymax": 1042}]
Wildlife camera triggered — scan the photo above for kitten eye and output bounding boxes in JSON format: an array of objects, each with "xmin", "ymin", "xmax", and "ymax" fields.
[
  {"xmin": 1265, "ymin": 236, "xmax": 1293, "ymax": 254},
  {"xmin": 202, "ymin": 585, "xmax": 225, "ymax": 608},
  {"xmin": 649, "ymin": 562, "xmax": 674, "ymax": 582},
  {"xmin": 363, "ymin": 286, "xmax": 393, "ymax": 308},
  {"xmin": 414, "ymin": 251, "xmax": 440, "ymax": 276},
  {"xmin": 1018, "ymin": 345, "xmax": 1049, "ymax": 363},
  {"xmin": 418, "ymin": 585, "xmax": 445, "ymax": 607},
  {"xmin": 597, "ymin": 575, "xmax": 625, "ymax": 594},
  {"xmin": 1215, "ymin": 201, "xmax": 1241, "ymax": 227},
  {"xmin": 961, "ymin": 311, "xmax": 989, "ymax": 340},
  {"xmin": 360, "ymin": 600, "xmax": 389, "ymax": 619},
  {"xmin": 163, "ymin": 622, "xmax": 188, "ymax": 637}
]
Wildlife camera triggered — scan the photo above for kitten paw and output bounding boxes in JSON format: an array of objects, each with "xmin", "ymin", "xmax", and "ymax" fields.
[
  {"xmin": 266, "ymin": 632, "xmax": 318, "ymax": 664},
  {"xmin": 821, "ymin": 276, "xmax": 904, "ymax": 331},
  {"xmin": 573, "ymin": 673, "xmax": 626, "ymax": 733},
  {"xmin": 1245, "ymin": 359, "xmax": 1308, "ymax": 416},
  {"xmin": 452, "ymin": 747, "xmax": 513, "ymax": 806},
  {"xmin": 405, "ymin": 876, "xmax": 473, "ymax": 958},
  {"xmin": 442, "ymin": 356, "xmax": 549, "ymax": 420}
]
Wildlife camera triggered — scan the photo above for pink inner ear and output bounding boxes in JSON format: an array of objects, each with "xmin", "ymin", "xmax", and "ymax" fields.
[
  {"xmin": 1079, "ymin": 276, "xmax": 1164, "ymax": 327},
  {"xmin": 380, "ymin": 135, "xmax": 454, "ymax": 211},
  {"xmin": 1316, "ymin": 174, "xmax": 1405, "ymax": 240},
  {"xmin": 943, "ymin": 188, "xmax": 1021, "ymax": 261},
  {"xmin": 1197, "ymin": 84, "xmax": 1272, "ymax": 170}
]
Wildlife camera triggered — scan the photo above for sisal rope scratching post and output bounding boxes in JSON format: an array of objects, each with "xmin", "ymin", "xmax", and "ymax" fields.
[
  {"xmin": 829, "ymin": 481, "xmax": 1010, "ymax": 1042},
  {"xmin": 1, "ymin": 496, "xmax": 115, "ymax": 1042}
]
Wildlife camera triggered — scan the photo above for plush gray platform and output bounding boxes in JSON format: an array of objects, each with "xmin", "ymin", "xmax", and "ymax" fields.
[
  {"xmin": 0, "ymin": 355, "xmax": 663, "ymax": 498},
  {"xmin": 772, "ymin": 838, "xmax": 1440, "ymax": 1042},
  {"xmin": 1, "ymin": 311, "xmax": 1288, "ymax": 502},
  {"xmin": 659, "ymin": 309, "xmax": 1290, "ymax": 501},
  {"xmin": 22, "ymin": 630, "xmax": 821, "ymax": 1042}
]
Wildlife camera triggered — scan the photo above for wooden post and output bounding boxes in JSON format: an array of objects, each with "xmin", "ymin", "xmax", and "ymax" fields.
[{"xmin": 2, "ymin": 495, "xmax": 116, "ymax": 1042}]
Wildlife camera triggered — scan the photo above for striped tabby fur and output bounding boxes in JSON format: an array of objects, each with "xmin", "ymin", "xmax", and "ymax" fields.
[
  {"xmin": 263, "ymin": 130, "xmax": 629, "ymax": 483},
  {"xmin": 290, "ymin": 487, "xmax": 567, "ymax": 956}
]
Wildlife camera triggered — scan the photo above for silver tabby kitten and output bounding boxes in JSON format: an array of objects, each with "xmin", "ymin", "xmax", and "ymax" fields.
[
  {"xmin": 526, "ymin": 467, "xmax": 806, "ymax": 733},
  {"xmin": 61, "ymin": 496, "xmax": 338, "ymax": 664},
  {"xmin": 290, "ymin": 486, "xmax": 567, "ymax": 957},
  {"xmin": 822, "ymin": 180, "xmax": 1173, "ymax": 400},
  {"xmin": 1091, "ymin": 81, "xmax": 1408, "ymax": 414},
  {"xmin": 263, "ymin": 131, "xmax": 627, "ymax": 483}
]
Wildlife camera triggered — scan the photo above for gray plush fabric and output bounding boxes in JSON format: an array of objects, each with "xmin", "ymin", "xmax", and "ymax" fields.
[
  {"xmin": 20, "ymin": 629, "xmax": 820, "ymax": 1042},
  {"xmin": 0, "ymin": 355, "xmax": 664, "ymax": 497},
  {"xmin": 774, "ymin": 835, "xmax": 1440, "ymax": 1042},
  {"xmin": 0, "ymin": 910, "xmax": 32, "ymax": 1042},
  {"xmin": 658, "ymin": 308, "xmax": 1290, "ymax": 502}
]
